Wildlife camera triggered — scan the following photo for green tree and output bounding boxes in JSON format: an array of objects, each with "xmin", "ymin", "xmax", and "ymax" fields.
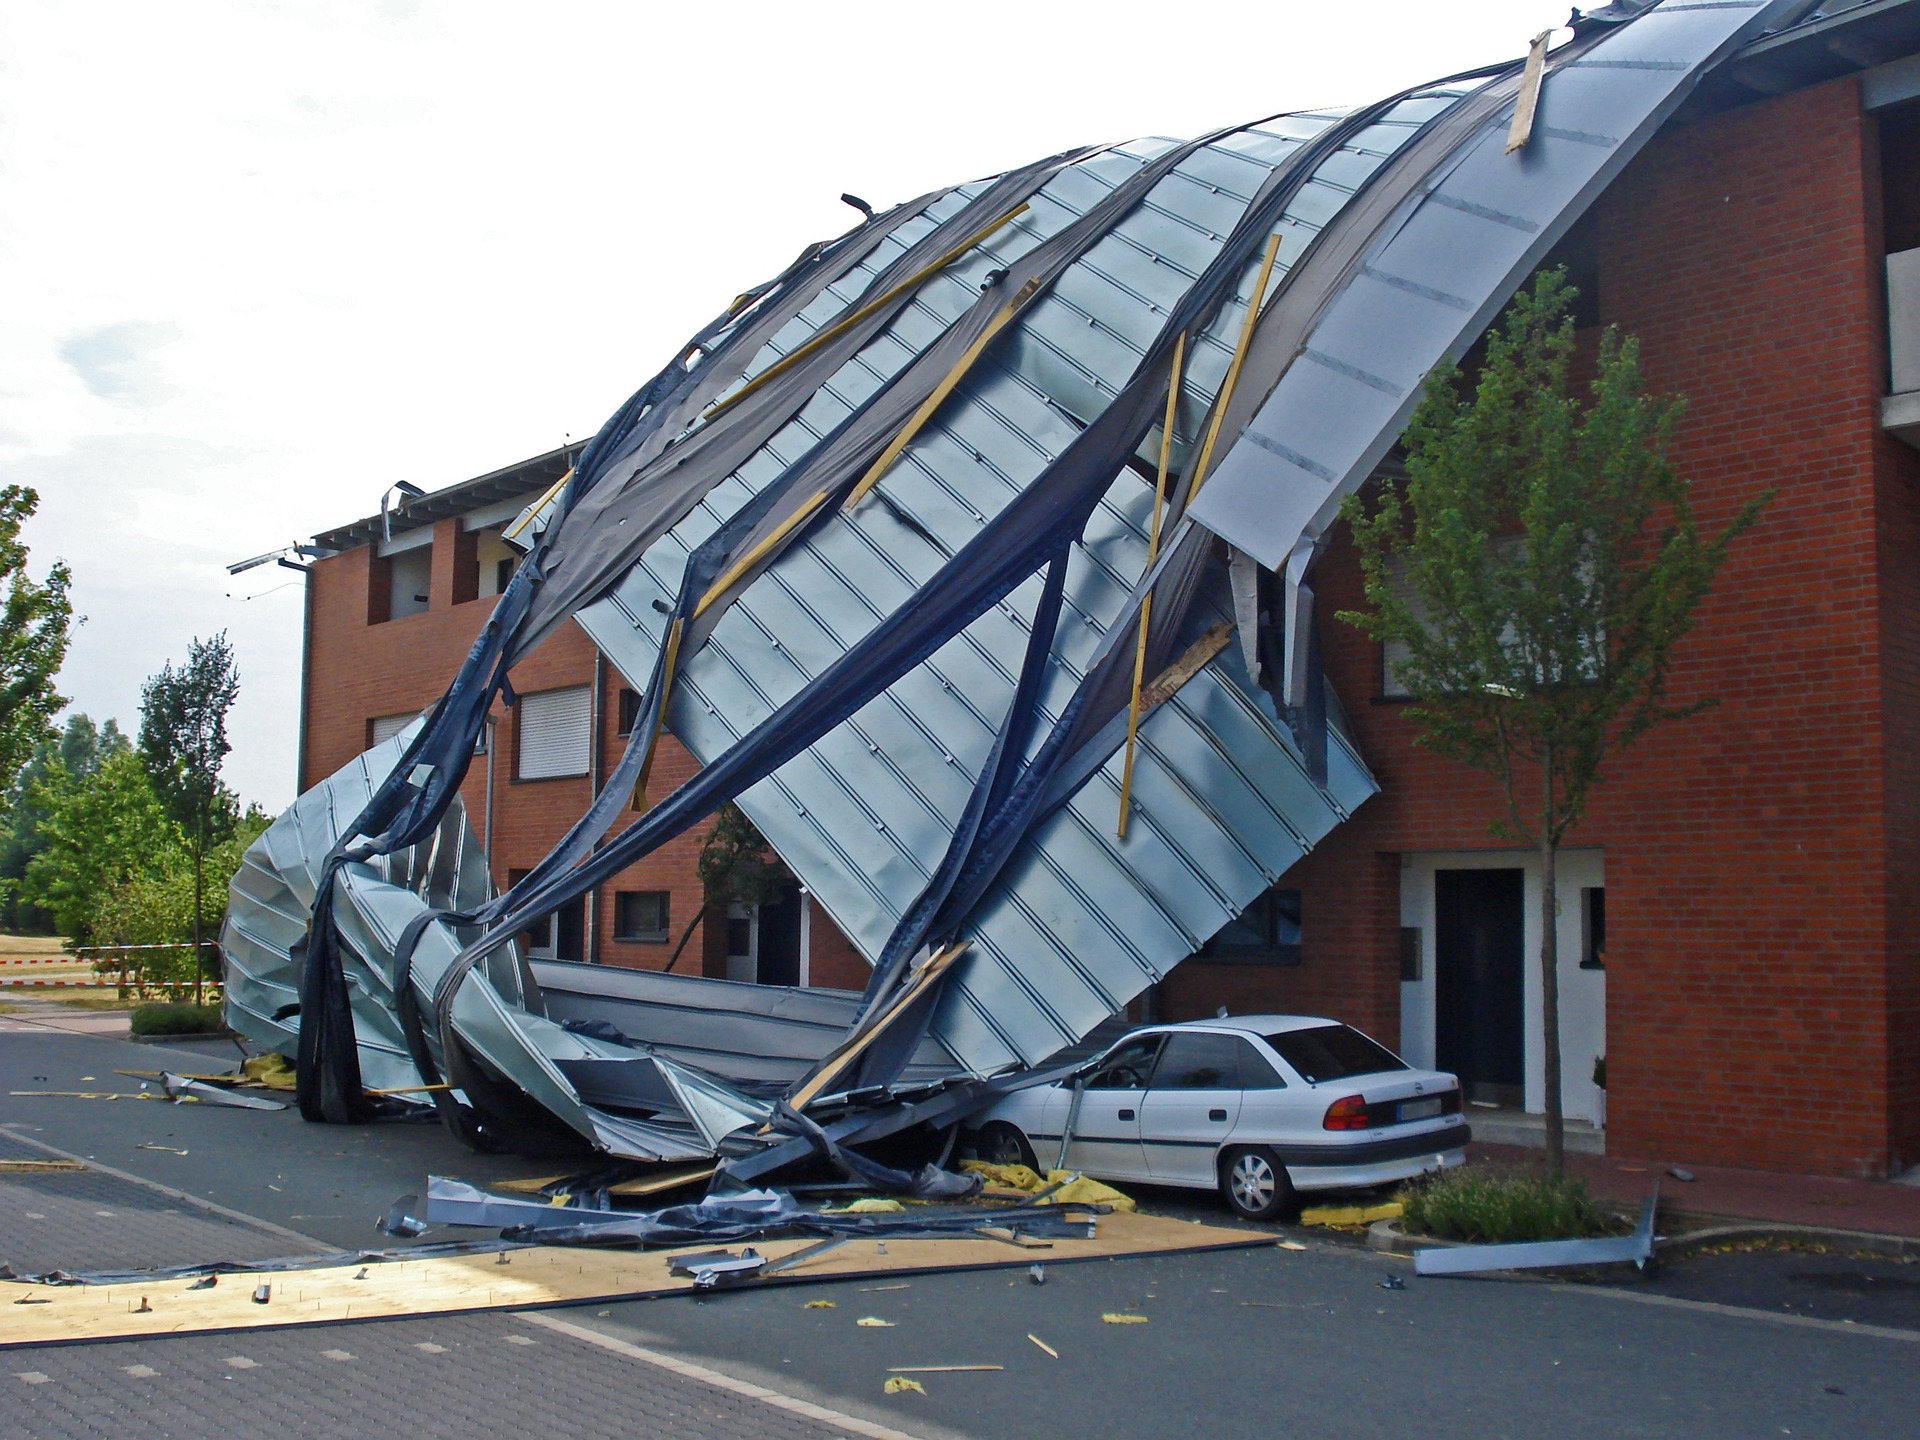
[
  {"xmin": 0, "ymin": 715, "xmax": 127, "ymax": 931},
  {"xmin": 21, "ymin": 749, "xmax": 180, "ymax": 944},
  {"xmin": 90, "ymin": 804, "xmax": 270, "ymax": 991},
  {"xmin": 1338, "ymin": 271, "xmax": 1765, "ymax": 1174},
  {"xmin": 659, "ymin": 803, "xmax": 793, "ymax": 973},
  {"xmin": 138, "ymin": 632, "xmax": 241, "ymax": 995},
  {"xmin": 0, "ymin": 486, "xmax": 74, "ymax": 796}
]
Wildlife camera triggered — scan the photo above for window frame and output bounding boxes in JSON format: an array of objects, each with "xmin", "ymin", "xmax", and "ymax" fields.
[{"xmin": 613, "ymin": 890, "xmax": 671, "ymax": 944}]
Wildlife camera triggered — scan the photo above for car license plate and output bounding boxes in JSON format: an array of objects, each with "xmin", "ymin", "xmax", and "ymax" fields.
[{"xmin": 1398, "ymin": 1098, "xmax": 1442, "ymax": 1122}]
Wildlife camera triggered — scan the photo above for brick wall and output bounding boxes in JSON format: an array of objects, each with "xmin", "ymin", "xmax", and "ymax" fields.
[
  {"xmin": 303, "ymin": 515, "xmax": 872, "ymax": 986},
  {"xmin": 1266, "ymin": 78, "xmax": 1910, "ymax": 1177}
]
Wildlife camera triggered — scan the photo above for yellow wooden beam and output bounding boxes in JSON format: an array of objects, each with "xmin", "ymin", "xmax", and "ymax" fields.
[
  {"xmin": 784, "ymin": 941, "xmax": 969, "ymax": 1113},
  {"xmin": 1117, "ymin": 332, "xmax": 1187, "ymax": 840},
  {"xmin": 1188, "ymin": 232, "xmax": 1284, "ymax": 502},
  {"xmin": 692, "ymin": 489, "xmax": 831, "ymax": 622},
  {"xmin": 704, "ymin": 205, "xmax": 1030, "ymax": 423},
  {"xmin": 843, "ymin": 277, "xmax": 1040, "ymax": 513},
  {"xmin": 501, "ymin": 468, "xmax": 573, "ymax": 543}
]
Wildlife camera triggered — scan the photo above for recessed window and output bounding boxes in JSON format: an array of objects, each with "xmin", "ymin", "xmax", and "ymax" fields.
[
  {"xmin": 1198, "ymin": 888, "xmax": 1302, "ymax": 965},
  {"xmin": 509, "ymin": 869, "xmax": 586, "ymax": 962},
  {"xmin": 1581, "ymin": 887, "xmax": 1606, "ymax": 970},
  {"xmin": 614, "ymin": 890, "xmax": 670, "ymax": 943},
  {"xmin": 368, "ymin": 712, "xmax": 417, "ymax": 748},
  {"xmin": 516, "ymin": 685, "xmax": 591, "ymax": 780},
  {"xmin": 386, "ymin": 546, "xmax": 432, "ymax": 620},
  {"xmin": 616, "ymin": 687, "xmax": 641, "ymax": 737}
]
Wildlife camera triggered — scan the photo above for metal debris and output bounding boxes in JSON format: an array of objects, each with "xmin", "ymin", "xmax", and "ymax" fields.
[{"xmin": 1413, "ymin": 1186, "xmax": 1661, "ymax": 1278}]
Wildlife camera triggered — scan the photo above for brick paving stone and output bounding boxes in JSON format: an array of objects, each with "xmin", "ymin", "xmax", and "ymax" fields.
[
  {"xmin": 0, "ymin": 1133, "xmax": 305, "ymax": 1277},
  {"xmin": 2, "ymin": 1311, "xmax": 871, "ymax": 1440}
]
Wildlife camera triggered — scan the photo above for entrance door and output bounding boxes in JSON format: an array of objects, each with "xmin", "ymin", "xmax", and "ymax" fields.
[
  {"xmin": 1434, "ymin": 868, "xmax": 1525, "ymax": 1106},
  {"xmin": 757, "ymin": 886, "xmax": 802, "ymax": 987}
]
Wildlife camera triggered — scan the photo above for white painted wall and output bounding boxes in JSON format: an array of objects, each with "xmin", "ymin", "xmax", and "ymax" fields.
[{"xmin": 1399, "ymin": 849, "xmax": 1606, "ymax": 1125}]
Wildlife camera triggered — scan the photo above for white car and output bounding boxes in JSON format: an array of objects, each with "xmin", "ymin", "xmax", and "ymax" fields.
[{"xmin": 967, "ymin": 1015, "xmax": 1469, "ymax": 1219}]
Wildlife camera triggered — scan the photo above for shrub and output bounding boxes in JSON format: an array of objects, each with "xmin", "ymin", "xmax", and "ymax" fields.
[
  {"xmin": 1399, "ymin": 1165, "xmax": 1620, "ymax": 1244},
  {"xmin": 130, "ymin": 1002, "xmax": 227, "ymax": 1037}
]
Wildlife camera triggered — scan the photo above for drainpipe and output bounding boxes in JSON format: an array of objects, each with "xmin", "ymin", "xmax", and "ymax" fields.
[
  {"xmin": 296, "ymin": 558, "xmax": 315, "ymax": 793},
  {"xmin": 798, "ymin": 887, "xmax": 812, "ymax": 988},
  {"xmin": 482, "ymin": 715, "xmax": 496, "ymax": 875},
  {"xmin": 586, "ymin": 649, "xmax": 605, "ymax": 964}
]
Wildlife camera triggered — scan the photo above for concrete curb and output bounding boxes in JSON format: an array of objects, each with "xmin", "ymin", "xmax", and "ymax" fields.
[{"xmin": 1367, "ymin": 1217, "xmax": 1920, "ymax": 1261}]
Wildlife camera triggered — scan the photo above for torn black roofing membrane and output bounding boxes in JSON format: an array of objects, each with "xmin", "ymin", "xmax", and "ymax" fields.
[{"xmin": 221, "ymin": 0, "xmax": 1811, "ymax": 1193}]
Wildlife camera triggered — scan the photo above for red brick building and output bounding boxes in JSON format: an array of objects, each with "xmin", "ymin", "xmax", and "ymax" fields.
[
  {"xmin": 300, "ymin": 57, "xmax": 1920, "ymax": 1179},
  {"xmin": 300, "ymin": 452, "xmax": 874, "ymax": 995}
]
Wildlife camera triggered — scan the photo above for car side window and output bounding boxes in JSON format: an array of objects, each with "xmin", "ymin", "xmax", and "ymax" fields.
[
  {"xmin": 1084, "ymin": 1036, "xmax": 1162, "ymax": 1090},
  {"xmin": 1236, "ymin": 1039, "xmax": 1287, "ymax": 1089},
  {"xmin": 1148, "ymin": 1033, "xmax": 1241, "ymax": 1090}
]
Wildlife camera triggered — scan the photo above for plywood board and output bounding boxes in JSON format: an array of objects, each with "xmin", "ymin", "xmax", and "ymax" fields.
[{"xmin": 0, "ymin": 1209, "xmax": 1263, "ymax": 1349}]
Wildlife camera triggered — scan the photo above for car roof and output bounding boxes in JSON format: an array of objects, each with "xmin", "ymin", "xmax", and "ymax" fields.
[{"xmin": 1139, "ymin": 1015, "xmax": 1338, "ymax": 1039}]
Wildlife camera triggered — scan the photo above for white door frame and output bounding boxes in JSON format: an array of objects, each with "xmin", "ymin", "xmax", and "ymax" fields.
[{"xmin": 1399, "ymin": 849, "xmax": 1606, "ymax": 1124}]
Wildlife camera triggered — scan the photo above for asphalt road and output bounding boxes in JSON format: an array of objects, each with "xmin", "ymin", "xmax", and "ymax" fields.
[{"xmin": 3, "ymin": 1019, "xmax": 1918, "ymax": 1439}]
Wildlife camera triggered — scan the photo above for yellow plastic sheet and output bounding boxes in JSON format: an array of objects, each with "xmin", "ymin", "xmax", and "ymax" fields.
[{"xmin": 240, "ymin": 1053, "xmax": 297, "ymax": 1091}]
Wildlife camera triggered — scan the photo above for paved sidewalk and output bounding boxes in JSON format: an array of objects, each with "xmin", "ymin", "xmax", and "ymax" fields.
[
  {"xmin": 5, "ymin": 1311, "xmax": 895, "ymax": 1440},
  {"xmin": 1470, "ymin": 1141, "xmax": 1920, "ymax": 1239}
]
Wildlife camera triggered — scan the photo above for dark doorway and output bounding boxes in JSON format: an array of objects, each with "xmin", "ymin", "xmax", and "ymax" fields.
[
  {"xmin": 756, "ymin": 886, "xmax": 803, "ymax": 987},
  {"xmin": 1434, "ymin": 868, "xmax": 1525, "ymax": 1107}
]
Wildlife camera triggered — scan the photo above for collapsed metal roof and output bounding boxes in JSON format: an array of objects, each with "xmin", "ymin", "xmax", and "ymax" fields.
[{"xmin": 226, "ymin": 0, "xmax": 1819, "ymax": 1179}]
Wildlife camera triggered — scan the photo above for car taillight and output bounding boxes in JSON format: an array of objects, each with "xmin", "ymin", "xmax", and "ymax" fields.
[
  {"xmin": 1323, "ymin": 1094, "xmax": 1370, "ymax": 1131},
  {"xmin": 1441, "ymin": 1089, "xmax": 1462, "ymax": 1115}
]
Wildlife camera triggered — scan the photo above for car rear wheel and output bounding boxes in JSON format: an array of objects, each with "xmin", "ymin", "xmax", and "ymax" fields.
[
  {"xmin": 1220, "ymin": 1146, "xmax": 1295, "ymax": 1221},
  {"xmin": 976, "ymin": 1121, "xmax": 1039, "ymax": 1171}
]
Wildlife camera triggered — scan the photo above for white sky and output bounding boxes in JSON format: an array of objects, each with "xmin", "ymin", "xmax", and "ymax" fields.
[{"xmin": 1, "ymin": 0, "xmax": 1556, "ymax": 810}]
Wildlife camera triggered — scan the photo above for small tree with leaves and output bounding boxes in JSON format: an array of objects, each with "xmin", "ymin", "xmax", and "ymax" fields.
[
  {"xmin": 1339, "ymin": 271, "xmax": 1766, "ymax": 1174},
  {"xmin": 138, "ymin": 632, "xmax": 241, "ymax": 1000},
  {"xmin": 0, "ymin": 486, "xmax": 74, "ymax": 798}
]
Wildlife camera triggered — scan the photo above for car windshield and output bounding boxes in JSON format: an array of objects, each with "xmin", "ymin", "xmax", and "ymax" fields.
[{"xmin": 1263, "ymin": 1024, "xmax": 1408, "ymax": 1083}]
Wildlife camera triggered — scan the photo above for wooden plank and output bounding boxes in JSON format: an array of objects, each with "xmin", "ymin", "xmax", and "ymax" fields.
[
  {"xmin": 1506, "ymin": 30, "xmax": 1552, "ymax": 153},
  {"xmin": 0, "ymin": 1209, "xmax": 1264, "ymax": 1349},
  {"xmin": 1138, "ymin": 622, "xmax": 1233, "ymax": 712},
  {"xmin": 783, "ymin": 941, "xmax": 968, "ymax": 1113}
]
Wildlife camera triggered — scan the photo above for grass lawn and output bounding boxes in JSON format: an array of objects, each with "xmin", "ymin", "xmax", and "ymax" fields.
[{"xmin": 0, "ymin": 933, "xmax": 70, "ymax": 960}]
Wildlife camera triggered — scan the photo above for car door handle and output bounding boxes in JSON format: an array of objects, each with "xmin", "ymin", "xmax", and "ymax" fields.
[
  {"xmin": 1209, "ymin": 1108, "xmax": 1227, "ymax": 1122},
  {"xmin": 1118, "ymin": 1108, "xmax": 1135, "ymax": 1121}
]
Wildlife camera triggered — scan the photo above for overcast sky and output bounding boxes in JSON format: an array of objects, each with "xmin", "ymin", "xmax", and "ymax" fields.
[{"xmin": 2, "ymin": 0, "xmax": 1556, "ymax": 811}]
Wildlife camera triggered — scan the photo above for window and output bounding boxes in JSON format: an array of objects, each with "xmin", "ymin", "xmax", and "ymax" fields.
[
  {"xmin": 1237, "ymin": 1039, "xmax": 1287, "ymax": 1090},
  {"xmin": 1381, "ymin": 541, "xmax": 1600, "ymax": 699},
  {"xmin": 473, "ymin": 525, "xmax": 521, "ymax": 600},
  {"xmin": 1149, "ymin": 1032, "xmax": 1241, "ymax": 1090},
  {"xmin": 1084, "ymin": 1036, "xmax": 1163, "ymax": 1090},
  {"xmin": 369, "ymin": 712, "xmax": 417, "ymax": 748},
  {"xmin": 517, "ymin": 685, "xmax": 591, "ymax": 779},
  {"xmin": 1198, "ymin": 888, "xmax": 1301, "ymax": 965},
  {"xmin": 371, "ymin": 711, "xmax": 486, "ymax": 755},
  {"xmin": 616, "ymin": 687, "xmax": 641, "ymax": 737},
  {"xmin": 1264, "ymin": 1023, "xmax": 1407, "ymax": 1084},
  {"xmin": 614, "ymin": 890, "xmax": 670, "ymax": 943},
  {"xmin": 509, "ymin": 870, "xmax": 586, "ymax": 962},
  {"xmin": 1581, "ymin": 886, "xmax": 1606, "ymax": 970},
  {"xmin": 386, "ymin": 546, "xmax": 432, "ymax": 620}
]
